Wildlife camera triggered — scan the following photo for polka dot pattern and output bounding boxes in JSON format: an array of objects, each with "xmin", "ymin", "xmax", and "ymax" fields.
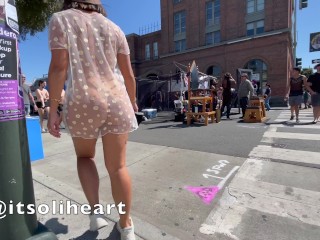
[{"xmin": 49, "ymin": 9, "xmax": 138, "ymax": 139}]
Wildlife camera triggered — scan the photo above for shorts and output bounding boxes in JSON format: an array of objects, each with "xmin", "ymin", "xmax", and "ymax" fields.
[
  {"xmin": 289, "ymin": 95, "xmax": 303, "ymax": 106},
  {"xmin": 36, "ymin": 101, "xmax": 49, "ymax": 109},
  {"xmin": 311, "ymin": 93, "xmax": 320, "ymax": 107}
]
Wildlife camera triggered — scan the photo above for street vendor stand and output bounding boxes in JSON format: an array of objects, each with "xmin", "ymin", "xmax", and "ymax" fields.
[{"xmin": 186, "ymin": 61, "xmax": 217, "ymax": 126}]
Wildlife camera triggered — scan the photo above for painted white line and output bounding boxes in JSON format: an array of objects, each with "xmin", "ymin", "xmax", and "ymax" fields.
[
  {"xmin": 278, "ymin": 115, "xmax": 314, "ymax": 119},
  {"xmin": 273, "ymin": 119, "xmax": 314, "ymax": 123},
  {"xmin": 267, "ymin": 124, "xmax": 320, "ymax": 129},
  {"xmin": 249, "ymin": 145, "xmax": 320, "ymax": 168},
  {"xmin": 217, "ymin": 166, "xmax": 240, "ymax": 188},
  {"xmin": 260, "ymin": 126, "xmax": 277, "ymax": 143},
  {"xmin": 263, "ymin": 131, "xmax": 320, "ymax": 141},
  {"xmin": 230, "ymin": 176, "xmax": 320, "ymax": 207}
]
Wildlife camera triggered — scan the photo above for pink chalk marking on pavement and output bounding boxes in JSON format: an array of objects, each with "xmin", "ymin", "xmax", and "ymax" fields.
[{"xmin": 185, "ymin": 186, "xmax": 220, "ymax": 205}]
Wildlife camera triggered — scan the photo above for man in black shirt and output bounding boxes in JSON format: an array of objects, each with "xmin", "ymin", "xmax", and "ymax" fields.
[{"xmin": 305, "ymin": 63, "xmax": 320, "ymax": 123}]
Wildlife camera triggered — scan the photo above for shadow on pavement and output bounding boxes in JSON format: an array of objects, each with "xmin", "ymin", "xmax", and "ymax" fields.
[
  {"xmin": 71, "ymin": 224, "xmax": 120, "ymax": 240},
  {"xmin": 45, "ymin": 218, "xmax": 68, "ymax": 235}
]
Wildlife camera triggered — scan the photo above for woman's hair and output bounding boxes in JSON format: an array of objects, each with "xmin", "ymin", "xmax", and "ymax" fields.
[
  {"xmin": 62, "ymin": 0, "xmax": 107, "ymax": 17},
  {"xmin": 224, "ymin": 72, "xmax": 232, "ymax": 80}
]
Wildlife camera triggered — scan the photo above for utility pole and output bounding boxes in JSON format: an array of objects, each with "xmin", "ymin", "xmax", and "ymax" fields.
[
  {"xmin": 294, "ymin": 0, "xmax": 308, "ymax": 66},
  {"xmin": 0, "ymin": 1, "xmax": 56, "ymax": 239},
  {"xmin": 293, "ymin": 0, "xmax": 297, "ymax": 66}
]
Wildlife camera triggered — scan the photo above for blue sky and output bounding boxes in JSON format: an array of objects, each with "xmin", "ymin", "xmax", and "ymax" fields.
[{"xmin": 19, "ymin": 0, "xmax": 318, "ymax": 83}]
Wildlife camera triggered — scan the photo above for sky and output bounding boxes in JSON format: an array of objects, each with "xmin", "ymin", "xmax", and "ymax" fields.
[{"xmin": 18, "ymin": 0, "xmax": 319, "ymax": 84}]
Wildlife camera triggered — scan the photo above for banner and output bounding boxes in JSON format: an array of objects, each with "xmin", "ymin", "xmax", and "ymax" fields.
[
  {"xmin": 310, "ymin": 32, "xmax": 320, "ymax": 52},
  {"xmin": 0, "ymin": 0, "xmax": 24, "ymax": 122}
]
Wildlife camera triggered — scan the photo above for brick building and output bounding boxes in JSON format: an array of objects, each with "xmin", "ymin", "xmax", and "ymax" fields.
[{"xmin": 127, "ymin": 0, "xmax": 295, "ymax": 107}]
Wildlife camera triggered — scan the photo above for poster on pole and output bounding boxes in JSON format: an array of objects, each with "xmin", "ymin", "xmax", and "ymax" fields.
[
  {"xmin": 310, "ymin": 32, "xmax": 320, "ymax": 52},
  {"xmin": 0, "ymin": 1, "xmax": 24, "ymax": 122}
]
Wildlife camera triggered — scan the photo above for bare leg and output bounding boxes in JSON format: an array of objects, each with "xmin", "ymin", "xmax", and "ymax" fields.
[
  {"xmin": 102, "ymin": 133, "xmax": 132, "ymax": 228},
  {"xmin": 72, "ymin": 137, "xmax": 99, "ymax": 210},
  {"xmin": 315, "ymin": 106, "xmax": 320, "ymax": 121},
  {"xmin": 290, "ymin": 106, "xmax": 295, "ymax": 119},
  {"xmin": 38, "ymin": 108, "xmax": 45, "ymax": 130},
  {"xmin": 294, "ymin": 105, "xmax": 299, "ymax": 119}
]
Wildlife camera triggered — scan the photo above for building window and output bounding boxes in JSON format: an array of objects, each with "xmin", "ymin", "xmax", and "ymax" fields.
[
  {"xmin": 153, "ymin": 42, "xmax": 158, "ymax": 59},
  {"xmin": 247, "ymin": 0, "xmax": 264, "ymax": 14},
  {"xmin": 206, "ymin": 31, "xmax": 221, "ymax": 45},
  {"xmin": 173, "ymin": 0, "xmax": 182, "ymax": 4},
  {"xmin": 174, "ymin": 39, "xmax": 186, "ymax": 52},
  {"xmin": 206, "ymin": 65, "xmax": 222, "ymax": 79},
  {"xmin": 244, "ymin": 59, "xmax": 268, "ymax": 95},
  {"xmin": 206, "ymin": 0, "xmax": 220, "ymax": 26},
  {"xmin": 247, "ymin": 20, "xmax": 264, "ymax": 36},
  {"xmin": 174, "ymin": 11, "xmax": 186, "ymax": 34},
  {"xmin": 145, "ymin": 44, "xmax": 150, "ymax": 60}
]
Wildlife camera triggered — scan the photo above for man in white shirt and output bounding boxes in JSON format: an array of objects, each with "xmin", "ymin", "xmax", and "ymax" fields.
[{"xmin": 21, "ymin": 74, "xmax": 37, "ymax": 116}]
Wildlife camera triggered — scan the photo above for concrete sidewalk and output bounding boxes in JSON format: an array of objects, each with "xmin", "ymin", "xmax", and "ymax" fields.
[{"xmin": 32, "ymin": 132, "xmax": 179, "ymax": 240}]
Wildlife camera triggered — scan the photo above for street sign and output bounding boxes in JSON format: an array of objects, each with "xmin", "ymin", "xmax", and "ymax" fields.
[{"xmin": 312, "ymin": 59, "xmax": 320, "ymax": 64}]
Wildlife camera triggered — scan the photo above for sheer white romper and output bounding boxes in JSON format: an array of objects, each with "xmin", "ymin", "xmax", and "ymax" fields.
[{"xmin": 49, "ymin": 9, "xmax": 138, "ymax": 138}]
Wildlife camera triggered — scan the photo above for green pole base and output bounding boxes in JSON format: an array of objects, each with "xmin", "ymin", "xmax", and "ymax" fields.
[{"xmin": 26, "ymin": 222, "xmax": 57, "ymax": 240}]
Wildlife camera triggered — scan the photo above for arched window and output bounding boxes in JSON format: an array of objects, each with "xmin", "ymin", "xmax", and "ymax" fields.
[
  {"xmin": 206, "ymin": 65, "xmax": 221, "ymax": 79},
  {"xmin": 244, "ymin": 59, "xmax": 267, "ymax": 95}
]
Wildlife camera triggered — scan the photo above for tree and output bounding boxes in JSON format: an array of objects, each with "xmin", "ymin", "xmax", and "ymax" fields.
[
  {"xmin": 301, "ymin": 68, "xmax": 313, "ymax": 78},
  {"xmin": 16, "ymin": 0, "xmax": 62, "ymax": 40}
]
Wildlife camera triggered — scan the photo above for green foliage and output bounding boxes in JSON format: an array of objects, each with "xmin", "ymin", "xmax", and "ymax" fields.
[
  {"xmin": 16, "ymin": 0, "xmax": 62, "ymax": 40},
  {"xmin": 301, "ymin": 68, "xmax": 313, "ymax": 78}
]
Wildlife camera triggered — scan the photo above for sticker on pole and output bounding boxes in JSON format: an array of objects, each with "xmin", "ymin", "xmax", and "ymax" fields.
[
  {"xmin": 5, "ymin": 0, "xmax": 19, "ymax": 34},
  {"xmin": 185, "ymin": 186, "xmax": 220, "ymax": 205}
]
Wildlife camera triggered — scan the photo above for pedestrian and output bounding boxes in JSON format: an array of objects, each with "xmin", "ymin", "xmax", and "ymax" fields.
[
  {"xmin": 285, "ymin": 67, "xmax": 306, "ymax": 123},
  {"xmin": 21, "ymin": 74, "xmax": 37, "ymax": 116},
  {"xmin": 47, "ymin": 1, "xmax": 139, "ymax": 239},
  {"xmin": 303, "ymin": 89, "xmax": 311, "ymax": 109},
  {"xmin": 238, "ymin": 73, "xmax": 254, "ymax": 118},
  {"xmin": 221, "ymin": 72, "xmax": 236, "ymax": 119},
  {"xmin": 264, "ymin": 83, "xmax": 271, "ymax": 111},
  {"xmin": 304, "ymin": 63, "xmax": 320, "ymax": 123},
  {"xmin": 35, "ymin": 80, "xmax": 50, "ymax": 132}
]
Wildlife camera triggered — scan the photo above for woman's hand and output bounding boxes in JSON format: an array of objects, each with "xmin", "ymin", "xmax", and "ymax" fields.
[
  {"xmin": 132, "ymin": 102, "xmax": 138, "ymax": 112},
  {"xmin": 47, "ymin": 110, "xmax": 62, "ymax": 138}
]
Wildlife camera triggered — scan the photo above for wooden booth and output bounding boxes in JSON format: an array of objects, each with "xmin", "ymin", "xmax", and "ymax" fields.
[
  {"xmin": 243, "ymin": 96, "xmax": 267, "ymax": 123},
  {"xmin": 186, "ymin": 61, "xmax": 217, "ymax": 126}
]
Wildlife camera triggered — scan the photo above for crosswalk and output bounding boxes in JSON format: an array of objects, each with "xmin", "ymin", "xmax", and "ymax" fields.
[{"xmin": 200, "ymin": 109, "xmax": 320, "ymax": 239}]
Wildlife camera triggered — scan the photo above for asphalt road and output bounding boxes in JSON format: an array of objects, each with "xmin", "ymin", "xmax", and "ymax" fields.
[{"xmin": 129, "ymin": 108, "xmax": 280, "ymax": 158}]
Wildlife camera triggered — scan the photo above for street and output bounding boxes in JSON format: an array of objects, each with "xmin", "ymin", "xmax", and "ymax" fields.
[{"xmin": 31, "ymin": 108, "xmax": 320, "ymax": 240}]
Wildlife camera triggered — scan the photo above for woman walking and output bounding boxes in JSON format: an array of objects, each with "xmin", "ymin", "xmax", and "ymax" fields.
[
  {"xmin": 47, "ymin": 1, "xmax": 138, "ymax": 239},
  {"xmin": 264, "ymin": 84, "xmax": 271, "ymax": 111}
]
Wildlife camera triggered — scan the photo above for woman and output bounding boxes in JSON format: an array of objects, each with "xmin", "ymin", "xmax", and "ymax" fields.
[
  {"xmin": 221, "ymin": 73, "xmax": 236, "ymax": 119},
  {"xmin": 47, "ymin": 1, "xmax": 138, "ymax": 239},
  {"xmin": 264, "ymin": 84, "xmax": 271, "ymax": 111}
]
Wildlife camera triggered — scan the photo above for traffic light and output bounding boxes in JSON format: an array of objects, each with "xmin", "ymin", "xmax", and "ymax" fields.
[
  {"xmin": 296, "ymin": 58, "xmax": 302, "ymax": 67},
  {"xmin": 299, "ymin": 0, "xmax": 308, "ymax": 9}
]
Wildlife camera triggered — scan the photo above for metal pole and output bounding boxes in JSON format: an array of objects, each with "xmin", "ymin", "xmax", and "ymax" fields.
[{"xmin": 0, "ymin": 2, "xmax": 56, "ymax": 239}]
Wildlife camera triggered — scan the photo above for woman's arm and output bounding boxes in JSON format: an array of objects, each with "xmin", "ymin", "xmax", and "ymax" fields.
[
  {"xmin": 47, "ymin": 49, "xmax": 69, "ymax": 137},
  {"xmin": 48, "ymin": 49, "xmax": 68, "ymax": 110}
]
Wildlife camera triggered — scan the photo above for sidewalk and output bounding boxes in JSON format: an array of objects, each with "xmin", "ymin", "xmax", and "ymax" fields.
[{"xmin": 32, "ymin": 132, "xmax": 179, "ymax": 240}]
